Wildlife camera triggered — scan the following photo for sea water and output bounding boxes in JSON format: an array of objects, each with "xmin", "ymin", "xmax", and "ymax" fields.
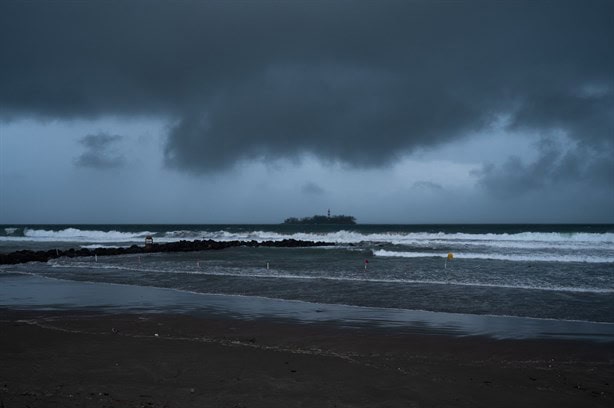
[{"xmin": 1, "ymin": 224, "xmax": 613, "ymax": 327}]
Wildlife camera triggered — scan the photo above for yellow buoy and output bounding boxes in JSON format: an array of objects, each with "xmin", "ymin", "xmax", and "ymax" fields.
[{"xmin": 447, "ymin": 252, "xmax": 454, "ymax": 261}]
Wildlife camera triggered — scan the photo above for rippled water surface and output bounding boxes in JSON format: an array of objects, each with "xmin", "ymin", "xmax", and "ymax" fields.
[{"xmin": 2, "ymin": 224, "xmax": 613, "ymax": 323}]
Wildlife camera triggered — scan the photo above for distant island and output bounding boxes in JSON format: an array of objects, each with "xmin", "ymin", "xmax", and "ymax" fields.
[{"xmin": 283, "ymin": 214, "xmax": 356, "ymax": 225}]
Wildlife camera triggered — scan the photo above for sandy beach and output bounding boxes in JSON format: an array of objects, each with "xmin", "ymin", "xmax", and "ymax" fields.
[{"xmin": 1, "ymin": 309, "xmax": 612, "ymax": 408}]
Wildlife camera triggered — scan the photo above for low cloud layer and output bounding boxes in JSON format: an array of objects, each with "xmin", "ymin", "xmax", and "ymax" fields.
[
  {"xmin": 475, "ymin": 135, "xmax": 614, "ymax": 198},
  {"xmin": 1, "ymin": 1, "xmax": 612, "ymax": 196},
  {"xmin": 412, "ymin": 181, "xmax": 444, "ymax": 192},
  {"xmin": 74, "ymin": 133, "xmax": 125, "ymax": 169},
  {"xmin": 301, "ymin": 182, "xmax": 326, "ymax": 196}
]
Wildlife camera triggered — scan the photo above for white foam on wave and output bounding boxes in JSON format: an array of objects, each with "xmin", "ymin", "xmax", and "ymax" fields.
[
  {"xmin": 41, "ymin": 259, "xmax": 614, "ymax": 294},
  {"xmin": 162, "ymin": 230, "xmax": 203, "ymax": 239},
  {"xmin": 80, "ymin": 244, "xmax": 123, "ymax": 249},
  {"xmin": 2, "ymin": 227, "xmax": 613, "ymax": 254},
  {"xmin": 21, "ymin": 228, "xmax": 153, "ymax": 242},
  {"xmin": 373, "ymin": 249, "xmax": 614, "ymax": 264},
  {"xmin": 173, "ymin": 270, "xmax": 614, "ymax": 294},
  {"xmin": 195, "ymin": 229, "xmax": 614, "ymax": 247}
]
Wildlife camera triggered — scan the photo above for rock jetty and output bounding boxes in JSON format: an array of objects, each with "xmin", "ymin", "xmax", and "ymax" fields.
[{"xmin": 0, "ymin": 239, "xmax": 335, "ymax": 265}]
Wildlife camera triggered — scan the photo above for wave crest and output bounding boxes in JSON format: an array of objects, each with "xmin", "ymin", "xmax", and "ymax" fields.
[
  {"xmin": 22, "ymin": 228, "xmax": 153, "ymax": 242},
  {"xmin": 373, "ymin": 249, "xmax": 614, "ymax": 264}
]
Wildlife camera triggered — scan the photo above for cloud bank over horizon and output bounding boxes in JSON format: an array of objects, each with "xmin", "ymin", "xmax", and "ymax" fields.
[{"xmin": 0, "ymin": 1, "xmax": 612, "ymax": 223}]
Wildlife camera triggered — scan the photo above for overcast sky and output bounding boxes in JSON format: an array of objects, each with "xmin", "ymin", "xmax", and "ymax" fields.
[{"xmin": 0, "ymin": 0, "xmax": 612, "ymax": 224}]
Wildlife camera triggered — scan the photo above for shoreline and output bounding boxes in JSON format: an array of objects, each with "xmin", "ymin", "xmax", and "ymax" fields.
[
  {"xmin": 1, "ymin": 308, "xmax": 612, "ymax": 407},
  {"xmin": 3, "ymin": 274, "xmax": 614, "ymax": 342}
]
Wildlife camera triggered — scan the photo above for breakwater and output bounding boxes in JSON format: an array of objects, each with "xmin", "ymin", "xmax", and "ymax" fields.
[{"xmin": 0, "ymin": 239, "xmax": 335, "ymax": 265}]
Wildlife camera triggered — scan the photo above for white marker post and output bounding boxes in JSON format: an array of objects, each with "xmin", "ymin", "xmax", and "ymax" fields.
[
  {"xmin": 95, "ymin": 254, "xmax": 98, "ymax": 262},
  {"xmin": 364, "ymin": 259, "xmax": 369, "ymax": 271},
  {"xmin": 266, "ymin": 262, "xmax": 270, "ymax": 270}
]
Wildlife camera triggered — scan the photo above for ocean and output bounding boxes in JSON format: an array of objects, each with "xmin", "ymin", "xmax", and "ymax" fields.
[{"xmin": 1, "ymin": 224, "xmax": 613, "ymax": 339}]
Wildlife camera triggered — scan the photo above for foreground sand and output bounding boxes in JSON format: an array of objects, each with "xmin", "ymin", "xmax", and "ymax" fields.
[{"xmin": 1, "ymin": 309, "xmax": 612, "ymax": 407}]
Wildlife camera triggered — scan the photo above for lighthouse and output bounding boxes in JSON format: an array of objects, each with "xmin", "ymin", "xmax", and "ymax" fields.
[{"xmin": 327, "ymin": 208, "xmax": 331, "ymax": 218}]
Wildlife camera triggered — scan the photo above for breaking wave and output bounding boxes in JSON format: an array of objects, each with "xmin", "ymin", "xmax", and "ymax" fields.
[
  {"xmin": 21, "ymin": 228, "xmax": 153, "ymax": 242},
  {"xmin": 1, "ymin": 227, "xmax": 612, "ymax": 254},
  {"xmin": 373, "ymin": 249, "xmax": 614, "ymax": 264}
]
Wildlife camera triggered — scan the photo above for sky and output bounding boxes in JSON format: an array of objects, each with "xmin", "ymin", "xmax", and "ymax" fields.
[{"xmin": 0, "ymin": 0, "xmax": 612, "ymax": 224}]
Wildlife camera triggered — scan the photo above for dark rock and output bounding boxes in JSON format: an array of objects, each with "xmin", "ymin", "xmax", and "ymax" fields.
[{"xmin": 0, "ymin": 239, "xmax": 335, "ymax": 265}]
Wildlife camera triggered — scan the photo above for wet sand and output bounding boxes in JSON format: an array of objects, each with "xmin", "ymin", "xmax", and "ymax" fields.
[{"xmin": 1, "ymin": 309, "xmax": 612, "ymax": 407}]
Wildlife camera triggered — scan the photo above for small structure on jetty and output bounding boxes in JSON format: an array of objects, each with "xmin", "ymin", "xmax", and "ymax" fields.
[{"xmin": 144, "ymin": 235, "xmax": 154, "ymax": 247}]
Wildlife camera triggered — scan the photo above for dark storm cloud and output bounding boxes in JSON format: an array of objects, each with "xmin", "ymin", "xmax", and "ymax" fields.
[
  {"xmin": 1, "ymin": 1, "xmax": 612, "ymax": 176},
  {"xmin": 163, "ymin": 63, "xmax": 483, "ymax": 171},
  {"xmin": 75, "ymin": 133, "xmax": 125, "ymax": 169},
  {"xmin": 474, "ymin": 137, "xmax": 614, "ymax": 198},
  {"xmin": 301, "ymin": 182, "xmax": 326, "ymax": 196}
]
